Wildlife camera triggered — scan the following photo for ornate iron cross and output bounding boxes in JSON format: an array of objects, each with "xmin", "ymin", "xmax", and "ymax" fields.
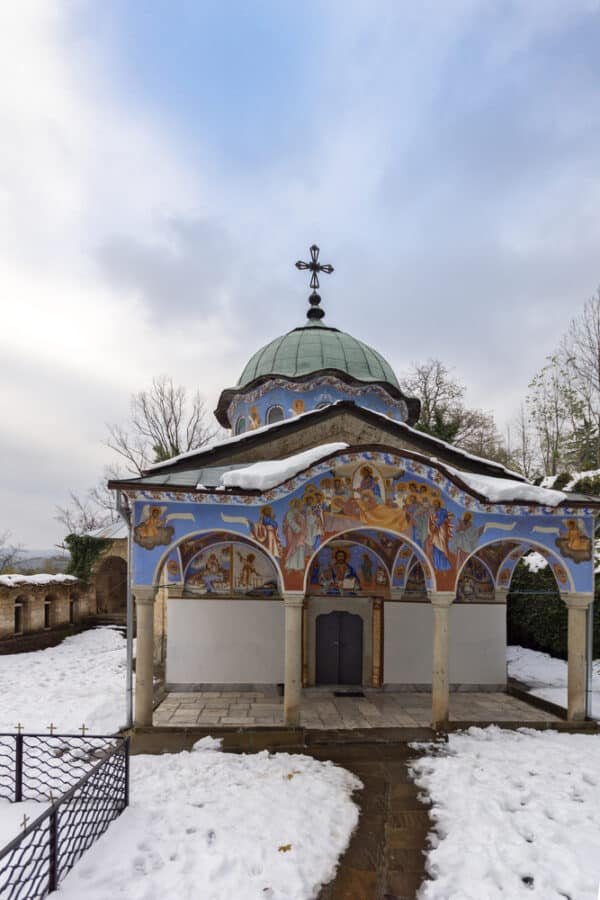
[{"xmin": 295, "ymin": 244, "xmax": 334, "ymax": 321}]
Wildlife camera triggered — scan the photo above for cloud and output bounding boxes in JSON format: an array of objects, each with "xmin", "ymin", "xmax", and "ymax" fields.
[{"xmin": 2, "ymin": 0, "xmax": 600, "ymax": 546}]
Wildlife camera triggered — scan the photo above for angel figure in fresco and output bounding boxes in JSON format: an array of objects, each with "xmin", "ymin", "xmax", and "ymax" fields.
[
  {"xmin": 427, "ymin": 499, "xmax": 454, "ymax": 572},
  {"xmin": 450, "ymin": 511, "xmax": 484, "ymax": 568},
  {"xmin": 237, "ymin": 551, "xmax": 260, "ymax": 587},
  {"xmin": 283, "ymin": 499, "xmax": 308, "ymax": 570},
  {"xmin": 291, "ymin": 398, "xmax": 305, "ymax": 416},
  {"xmin": 555, "ymin": 518, "xmax": 592, "ymax": 562},
  {"xmin": 133, "ymin": 505, "xmax": 175, "ymax": 550},
  {"xmin": 251, "ymin": 506, "xmax": 283, "ymax": 559},
  {"xmin": 249, "ymin": 406, "xmax": 261, "ymax": 429}
]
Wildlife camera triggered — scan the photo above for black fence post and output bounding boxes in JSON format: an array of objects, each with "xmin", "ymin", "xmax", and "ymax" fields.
[
  {"xmin": 14, "ymin": 734, "xmax": 22, "ymax": 802},
  {"xmin": 124, "ymin": 737, "xmax": 130, "ymax": 809},
  {"xmin": 48, "ymin": 808, "xmax": 58, "ymax": 892}
]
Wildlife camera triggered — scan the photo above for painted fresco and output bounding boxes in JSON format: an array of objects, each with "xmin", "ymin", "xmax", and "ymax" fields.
[
  {"xmin": 228, "ymin": 376, "xmax": 409, "ymax": 434},
  {"xmin": 184, "ymin": 541, "xmax": 279, "ymax": 597},
  {"xmin": 307, "ymin": 542, "xmax": 389, "ymax": 597},
  {"xmin": 456, "ymin": 557, "xmax": 495, "ymax": 603},
  {"xmin": 129, "ymin": 449, "xmax": 596, "ymax": 597},
  {"xmin": 133, "ymin": 505, "xmax": 174, "ymax": 549},
  {"xmin": 404, "ymin": 561, "xmax": 427, "ymax": 598}
]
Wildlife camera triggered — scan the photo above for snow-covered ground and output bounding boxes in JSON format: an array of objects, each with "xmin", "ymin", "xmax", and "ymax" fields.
[
  {"xmin": 412, "ymin": 727, "xmax": 600, "ymax": 900},
  {"xmin": 0, "ymin": 627, "xmax": 128, "ymax": 734},
  {"xmin": 0, "ymin": 799, "xmax": 47, "ymax": 847},
  {"xmin": 56, "ymin": 737, "xmax": 361, "ymax": 900},
  {"xmin": 508, "ymin": 645, "xmax": 600, "ymax": 720}
]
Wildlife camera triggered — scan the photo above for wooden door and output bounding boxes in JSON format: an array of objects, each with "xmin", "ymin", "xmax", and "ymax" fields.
[{"xmin": 316, "ymin": 611, "xmax": 363, "ymax": 685}]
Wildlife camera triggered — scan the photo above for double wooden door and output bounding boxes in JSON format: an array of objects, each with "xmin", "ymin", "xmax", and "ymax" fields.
[{"xmin": 316, "ymin": 611, "xmax": 363, "ymax": 685}]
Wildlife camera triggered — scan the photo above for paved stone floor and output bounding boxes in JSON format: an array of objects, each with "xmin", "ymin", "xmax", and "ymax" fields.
[{"xmin": 153, "ymin": 688, "xmax": 560, "ymax": 728}]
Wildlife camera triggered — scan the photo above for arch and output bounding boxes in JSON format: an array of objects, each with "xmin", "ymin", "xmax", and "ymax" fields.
[
  {"xmin": 306, "ymin": 538, "xmax": 391, "ymax": 597},
  {"xmin": 183, "ymin": 539, "xmax": 281, "ymax": 597},
  {"xmin": 234, "ymin": 416, "xmax": 246, "ymax": 435},
  {"xmin": 43, "ymin": 593, "xmax": 58, "ymax": 628},
  {"xmin": 69, "ymin": 592, "xmax": 80, "ymax": 624},
  {"xmin": 95, "ymin": 556, "xmax": 127, "ymax": 613},
  {"xmin": 13, "ymin": 594, "xmax": 29, "ymax": 635},
  {"xmin": 152, "ymin": 528, "xmax": 284, "ymax": 593},
  {"xmin": 454, "ymin": 538, "xmax": 575, "ymax": 595},
  {"xmin": 303, "ymin": 526, "xmax": 436, "ymax": 595},
  {"xmin": 266, "ymin": 404, "xmax": 284, "ymax": 425},
  {"xmin": 456, "ymin": 556, "xmax": 495, "ymax": 603}
]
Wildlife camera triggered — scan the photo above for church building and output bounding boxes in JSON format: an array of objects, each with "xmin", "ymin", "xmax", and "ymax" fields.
[{"xmin": 110, "ymin": 246, "xmax": 598, "ymax": 729}]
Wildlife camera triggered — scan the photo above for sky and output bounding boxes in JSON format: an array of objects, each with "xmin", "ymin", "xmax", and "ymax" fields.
[{"xmin": 2, "ymin": 0, "xmax": 600, "ymax": 549}]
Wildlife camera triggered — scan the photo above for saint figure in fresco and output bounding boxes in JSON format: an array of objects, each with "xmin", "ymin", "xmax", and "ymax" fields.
[
  {"xmin": 249, "ymin": 406, "xmax": 261, "ymax": 429},
  {"xmin": 201, "ymin": 553, "xmax": 227, "ymax": 593},
  {"xmin": 283, "ymin": 499, "xmax": 308, "ymax": 570},
  {"xmin": 357, "ymin": 466, "xmax": 383, "ymax": 506},
  {"xmin": 450, "ymin": 511, "xmax": 484, "ymax": 567},
  {"xmin": 304, "ymin": 488, "xmax": 324, "ymax": 550},
  {"xmin": 330, "ymin": 549, "xmax": 361, "ymax": 592},
  {"xmin": 360, "ymin": 552, "xmax": 373, "ymax": 584},
  {"xmin": 251, "ymin": 506, "xmax": 283, "ymax": 559},
  {"xmin": 427, "ymin": 499, "xmax": 454, "ymax": 572},
  {"xmin": 237, "ymin": 551, "xmax": 260, "ymax": 587}
]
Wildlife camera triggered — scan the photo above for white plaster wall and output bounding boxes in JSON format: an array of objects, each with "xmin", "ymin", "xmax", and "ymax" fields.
[
  {"xmin": 166, "ymin": 599, "xmax": 284, "ymax": 685},
  {"xmin": 384, "ymin": 603, "xmax": 507, "ymax": 686}
]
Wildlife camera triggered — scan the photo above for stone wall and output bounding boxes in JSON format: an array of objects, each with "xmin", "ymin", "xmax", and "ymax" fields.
[{"xmin": 0, "ymin": 578, "xmax": 95, "ymax": 643}]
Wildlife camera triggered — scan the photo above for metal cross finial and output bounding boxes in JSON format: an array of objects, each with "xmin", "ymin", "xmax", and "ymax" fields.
[
  {"xmin": 21, "ymin": 815, "xmax": 29, "ymax": 831},
  {"xmin": 295, "ymin": 244, "xmax": 334, "ymax": 322},
  {"xmin": 15, "ymin": 723, "xmax": 23, "ymax": 735},
  {"xmin": 48, "ymin": 723, "xmax": 56, "ymax": 735},
  {"xmin": 79, "ymin": 724, "xmax": 87, "ymax": 736}
]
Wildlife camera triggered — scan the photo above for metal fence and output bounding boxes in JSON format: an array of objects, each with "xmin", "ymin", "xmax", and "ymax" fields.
[{"xmin": 0, "ymin": 733, "xmax": 129, "ymax": 898}]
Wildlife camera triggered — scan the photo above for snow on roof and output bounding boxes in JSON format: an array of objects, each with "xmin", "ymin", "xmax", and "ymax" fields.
[
  {"xmin": 444, "ymin": 466, "xmax": 567, "ymax": 506},
  {"xmin": 146, "ymin": 400, "xmax": 523, "ymax": 481},
  {"xmin": 217, "ymin": 443, "xmax": 349, "ymax": 491},
  {"xmin": 0, "ymin": 573, "xmax": 78, "ymax": 588},
  {"xmin": 86, "ymin": 521, "xmax": 128, "ymax": 540},
  {"xmin": 146, "ymin": 403, "xmax": 340, "ymax": 472}
]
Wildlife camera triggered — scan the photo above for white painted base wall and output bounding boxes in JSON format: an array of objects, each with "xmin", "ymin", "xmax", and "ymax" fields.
[
  {"xmin": 166, "ymin": 599, "xmax": 285, "ymax": 685},
  {"xmin": 384, "ymin": 603, "xmax": 507, "ymax": 686}
]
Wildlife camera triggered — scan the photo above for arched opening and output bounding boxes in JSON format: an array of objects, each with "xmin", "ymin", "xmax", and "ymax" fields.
[
  {"xmin": 95, "ymin": 556, "xmax": 127, "ymax": 614},
  {"xmin": 43, "ymin": 594, "xmax": 58, "ymax": 629},
  {"xmin": 266, "ymin": 404, "xmax": 284, "ymax": 425},
  {"xmin": 69, "ymin": 592, "xmax": 79, "ymax": 624},
  {"xmin": 234, "ymin": 415, "xmax": 246, "ymax": 435},
  {"xmin": 456, "ymin": 539, "xmax": 572, "ymax": 713},
  {"xmin": 13, "ymin": 595, "xmax": 28, "ymax": 635}
]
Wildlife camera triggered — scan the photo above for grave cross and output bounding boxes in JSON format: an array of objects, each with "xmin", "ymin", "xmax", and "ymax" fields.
[
  {"xmin": 21, "ymin": 815, "xmax": 29, "ymax": 831},
  {"xmin": 79, "ymin": 723, "xmax": 87, "ymax": 736}
]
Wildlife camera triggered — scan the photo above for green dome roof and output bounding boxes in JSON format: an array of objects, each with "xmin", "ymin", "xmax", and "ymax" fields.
[{"xmin": 237, "ymin": 323, "xmax": 401, "ymax": 389}]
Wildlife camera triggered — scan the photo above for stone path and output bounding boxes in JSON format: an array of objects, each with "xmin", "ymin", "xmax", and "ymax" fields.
[
  {"xmin": 154, "ymin": 688, "xmax": 560, "ymax": 729},
  {"xmin": 312, "ymin": 738, "xmax": 431, "ymax": 900}
]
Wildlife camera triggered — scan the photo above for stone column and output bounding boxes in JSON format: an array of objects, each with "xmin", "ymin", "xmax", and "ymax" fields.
[
  {"xmin": 133, "ymin": 586, "xmax": 157, "ymax": 728},
  {"xmin": 563, "ymin": 592, "xmax": 594, "ymax": 721},
  {"xmin": 283, "ymin": 594, "xmax": 304, "ymax": 727},
  {"xmin": 430, "ymin": 591, "xmax": 455, "ymax": 729}
]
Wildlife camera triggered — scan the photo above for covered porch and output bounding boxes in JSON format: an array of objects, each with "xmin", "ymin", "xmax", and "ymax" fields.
[{"xmin": 152, "ymin": 686, "xmax": 562, "ymax": 729}]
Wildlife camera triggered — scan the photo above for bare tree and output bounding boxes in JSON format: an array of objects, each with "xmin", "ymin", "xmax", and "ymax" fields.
[
  {"xmin": 510, "ymin": 403, "xmax": 539, "ymax": 479},
  {"xmin": 0, "ymin": 532, "xmax": 23, "ymax": 573},
  {"xmin": 526, "ymin": 355, "xmax": 573, "ymax": 476},
  {"xmin": 106, "ymin": 375, "xmax": 218, "ymax": 475},
  {"xmin": 403, "ymin": 359, "xmax": 505, "ymax": 459},
  {"xmin": 561, "ymin": 288, "xmax": 600, "ymax": 468}
]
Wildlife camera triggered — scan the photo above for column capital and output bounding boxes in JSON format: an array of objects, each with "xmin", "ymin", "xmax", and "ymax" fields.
[
  {"xmin": 429, "ymin": 591, "xmax": 455, "ymax": 608},
  {"xmin": 282, "ymin": 592, "xmax": 305, "ymax": 608},
  {"xmin": 562, "ymin": 592, "xmax": 594, "ymax": 610},
  {"xmin": 132, "ymin": 585, "xmax": 157, "ymax": 605}
]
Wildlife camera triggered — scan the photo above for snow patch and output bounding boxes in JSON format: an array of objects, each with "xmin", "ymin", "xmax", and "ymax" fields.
[
  {"xmin": 57, "ymin": 746, "xmax": 362, "ymax": 899},
  {"xmin": 508, "ymin": 644, "xmax": 600, "ymax": 719},
  {"xmin": 521, "ymin": 551, "xmax": 548, "ymax": 572},
  {"xmin": 216, "ymin": 443, "xmax": 349, "ymax": 491},
  {"xmin": 411, "ymin": 727, "xmax": 600, "ymax": 899},
  {"xmin": 0, "ymin": 627, "xmax": 128, "ymax": 733}
]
